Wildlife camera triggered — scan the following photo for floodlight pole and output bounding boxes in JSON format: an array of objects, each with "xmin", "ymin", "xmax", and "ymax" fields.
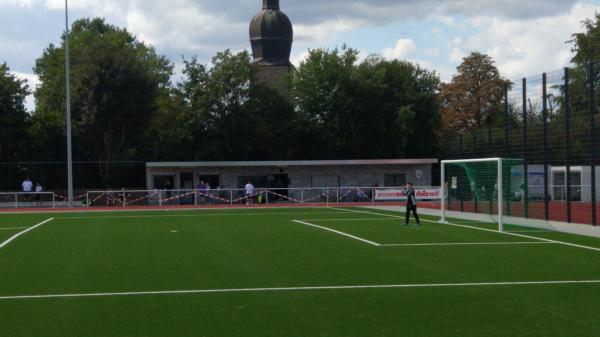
[{"xmin": 65, "ymin": 0, "xmax": 74, "ymax": 207}]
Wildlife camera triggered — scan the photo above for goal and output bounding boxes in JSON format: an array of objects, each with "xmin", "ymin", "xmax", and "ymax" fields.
[{"xmin": 441, "ymin": 158, "xmax": 527, "ymax": 232}]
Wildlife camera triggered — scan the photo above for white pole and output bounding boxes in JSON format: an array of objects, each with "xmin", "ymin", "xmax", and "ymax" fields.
[
  {"xmin": 441, "ymin": 161, "xmax": 446, "ymax": 223},
  {"xmin": 65, "ymin": 0, "xmax": 74, "ymax": 208},
  {"xmin": 497, "ymin": 158, "xmax": 504, "ymax": 232}
]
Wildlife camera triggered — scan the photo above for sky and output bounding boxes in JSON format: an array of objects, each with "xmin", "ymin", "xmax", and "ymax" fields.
[{"xmin": 1, "ymin": 0, "xmax": 599, "ymax": 110}]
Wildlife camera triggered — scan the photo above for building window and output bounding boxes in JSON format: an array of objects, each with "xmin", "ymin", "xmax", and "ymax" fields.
[
  {"xmin": 238, "ymin": 176, "xmax": 268, "ymax": 188},
  {"xmin": 384, "ymin": 174, "xmax": 406, "ymax": 187},
  {"xmin": 311, "ymin": 174, "xmax": 340, "ymax": 188}
]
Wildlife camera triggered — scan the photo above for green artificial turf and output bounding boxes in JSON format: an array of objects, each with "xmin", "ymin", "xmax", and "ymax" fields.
[{"xmin": 1, "ymin": 207, "xmax": 600, "ymax": 337}]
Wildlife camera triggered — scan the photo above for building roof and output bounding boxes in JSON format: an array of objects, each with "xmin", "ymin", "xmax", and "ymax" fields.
[{"xmin": 146, "ymin": 159, "xmax": 438, "ymax": 168}]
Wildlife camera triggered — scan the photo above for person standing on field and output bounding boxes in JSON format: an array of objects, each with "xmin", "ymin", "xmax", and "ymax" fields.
[{"xmin": 404, "ymin": 182, "xmax": 420, "ymax": 226}]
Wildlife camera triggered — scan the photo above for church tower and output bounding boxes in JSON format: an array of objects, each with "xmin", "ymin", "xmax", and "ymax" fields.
[{"xmin": 249, "ymin": 0, "xmax": 294, "ymax": 96}]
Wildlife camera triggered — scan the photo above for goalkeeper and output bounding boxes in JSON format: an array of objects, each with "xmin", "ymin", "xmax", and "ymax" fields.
[{"xmin": 404, "ymin": 183, "xmax": 420, "ymax": 226}]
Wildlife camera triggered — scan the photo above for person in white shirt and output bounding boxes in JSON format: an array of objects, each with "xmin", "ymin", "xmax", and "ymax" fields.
[
  {"xmin": 22, "ymin": 178, "xmax": 33, "ymax": 201},
  {"xmin": 245, "ymin": 182, "xmax": 255, "ymax": 205},
  {"xmin": 35, "ymin": 183, "xmax": 43, "ymax": 204}
]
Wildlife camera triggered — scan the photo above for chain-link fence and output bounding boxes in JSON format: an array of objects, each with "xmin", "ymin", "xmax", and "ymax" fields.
[{"xmin": 446, "ymin": 63, "xmax": 599, "ymax": 226}]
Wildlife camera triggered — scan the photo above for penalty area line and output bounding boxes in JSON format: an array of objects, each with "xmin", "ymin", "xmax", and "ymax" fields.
[
  {"xmin": 292, "ymin": 220, "xmax": 381, "ymax": 246},
  {"xmin": 0, "ymin": 218, "xmax": 54, "ymax": 250},
  {"xmin": 331, "ymin": 207, "xmax": 600, "ymax": 254},
  {"xmin": 2, "ymin": 280, "xmax": 600, "ymax": 301}
]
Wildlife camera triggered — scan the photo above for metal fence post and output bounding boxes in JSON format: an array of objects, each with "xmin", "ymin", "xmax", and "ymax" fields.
[
  {"xmin": 522, "ymin": 78, "xmax": 529, "ymax": 218},
  {"xmin": 488, "ymin": 128, "xmax": 492, "ymax": 156},
  {"xmin": 14, "ymin": 193, "xmax": 18, "ymax": 209},
  {"xmin": 504, "ymin": 82, "xmax": 510, "ymax": 155},
  {"xmin": 590, "ymin": 62, "xmax": 597, "ymax": 226},
  {"xmin": 543, "ymin": 73, "xmax": 550, "ymax": 221},
  {"xmin": 565, "ymin": 67, "xmax": 572, "ymax": 223}
]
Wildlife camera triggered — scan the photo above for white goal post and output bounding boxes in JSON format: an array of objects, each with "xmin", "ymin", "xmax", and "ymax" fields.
[{"xmin": 441, "ymin": 158, "xmax": 526, "ymax": 232}]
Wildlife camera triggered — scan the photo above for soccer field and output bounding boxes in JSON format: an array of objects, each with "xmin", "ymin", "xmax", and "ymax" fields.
[{"xmin": 1, "ymin": 207, "xmax": 600, "ymax": 337}]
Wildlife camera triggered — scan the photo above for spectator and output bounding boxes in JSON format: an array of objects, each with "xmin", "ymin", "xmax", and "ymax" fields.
[
  {"xmin": 356, "ymin": 188, "xmax": 366, "ymax": 202},
  {"xmin": 22, "ymin": 178, "xmax": 33, "ymax": 201},
  {"xmin": 206, "ymin": 183, "xmax": 213, "ymax": 205},
  {"xmin": 245, "ymin": 181, "xmax": 255, "ymax": 205},
  {"xmin": 198, "ymin": 181, "xmax": 207, "ymax": 204},
  {"xmin": 35, "ymin": 183, "xmax": 43, "ymax": 205}
]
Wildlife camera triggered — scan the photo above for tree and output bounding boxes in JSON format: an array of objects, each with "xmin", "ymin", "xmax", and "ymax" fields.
[
  {"xmin": 33, "ymin": 18, "xmax": 173, "ymax": 186},
  {"xmin": 0, "ymin": 63, "xmax": 31, "ymax": 161},
  {"xmin": 440, "ymin": 52, "xmax": 509, "ymax": 136},
  {"xmin": 291, "ymin": 47, "xmax": 441, "ymax": 159},
  {"xmin": 570, "ymin": 12, "xmax": 600, "ymax": 66},
  {"xmin": 171, "ymin": 50, "xmax": 298, "ymax": 161}
]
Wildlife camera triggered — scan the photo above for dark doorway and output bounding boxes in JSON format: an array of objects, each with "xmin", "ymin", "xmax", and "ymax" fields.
[{"xmin": 180, "ymin": 172, "xmax": 194, "ymax": 205}]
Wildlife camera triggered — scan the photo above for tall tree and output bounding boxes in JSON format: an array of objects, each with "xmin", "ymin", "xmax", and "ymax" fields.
[
  {"xmin": 0, "ymin": 63, "xmax": 31, "ymax": 162},
  {"xmin": 440, "ymin": 52, "xmax": 509, "ymax": 136},
  {"xmin": 33, "ymin": 18, "xmax": 173, "ymax": 186},
  {"xmin": 292, "ymin": 47, "xmax": 441, "ymax": 159},
  {"xmin": 171, "ymin": 50, "xmax": 298, "ymax": 161}
]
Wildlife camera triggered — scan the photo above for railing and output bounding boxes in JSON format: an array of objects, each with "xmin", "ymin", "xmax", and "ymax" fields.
[
  {"xmin": 0, "ymin": 192, "xmax": 57, "ymax": 209},
  {"xmin": 4, "ymin": 185, "xmax": 597, "ymax": 210},
  {"xmin": 84, "ymin": 186, "xmax": 441, "ymax": 208}
]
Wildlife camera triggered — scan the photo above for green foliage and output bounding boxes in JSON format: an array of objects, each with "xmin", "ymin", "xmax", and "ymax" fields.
[
  {"xmin": 7, "ymin": 18, "xmax": 444, "ymax": 189},
  {"xmin": 292, "ymin": 47, "xmax": 441, "ymax": 159},
  {"xmin": 32, "ymin": 18, "xmax": 173, "ymax": 185},
  {"xmin": 164, "ymin": 50, "xmax": 297, "ymax": 161},
  {"xmin": 0, "ymin": 63, "xmax": 31, "ymax": 164}
]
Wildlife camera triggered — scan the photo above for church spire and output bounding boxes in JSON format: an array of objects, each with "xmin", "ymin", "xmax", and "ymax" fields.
[{"xmin": 263, "ymin": 0, "xmax": 279, "ymax": 10}]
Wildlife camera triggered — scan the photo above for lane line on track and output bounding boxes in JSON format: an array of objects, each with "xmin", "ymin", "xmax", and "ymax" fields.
[
  {"xmin": 331, "ymin": 207, "xmax": 600, "ymax": 253},
  {"xmin": 2, "ymin": 280, "xmax": 600, "ymax": 301},
  {"xmin": 0, "ymin": 218, "xmax": 54, "ymax": 250}
]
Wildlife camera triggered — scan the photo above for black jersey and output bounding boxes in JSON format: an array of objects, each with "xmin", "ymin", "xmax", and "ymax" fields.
[{"xmin": 405, "ymin": 188, "xmax": 417, "ymax": 206}]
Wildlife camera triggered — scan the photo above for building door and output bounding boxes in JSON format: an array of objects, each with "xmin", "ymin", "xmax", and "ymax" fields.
[{"xmin": 180, "ymin": 172, "xmax": 194, "ymax": 205}]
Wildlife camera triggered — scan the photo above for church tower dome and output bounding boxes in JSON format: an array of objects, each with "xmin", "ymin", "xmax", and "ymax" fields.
[{"xmin": 249, "ymin": 0, "xmax": 293, "ymax": 66}]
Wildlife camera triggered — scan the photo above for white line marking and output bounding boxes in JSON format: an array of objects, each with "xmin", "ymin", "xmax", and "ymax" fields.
[
  {"xmin": 0, "ymin": 227, "xmax": 30, "ymax": 231},
  {"xmin": 55, "ymin": 211, "xmax": 351, "ymax": 220},
  {"xmin": 292, "ymin": 220, "xmax": 381, "ymax": 246},
  {"xmin": 2, "ymin": 280, "xmax": 600, "ymax": 301},
  {"xmin": 0, "ymin": 218, "xmax": 54, "ymax": 250},
  {"xmin": 332, "ymin": 207, "xmax": 600, "ymax": 253},
  {"xmin": 303, "ymin": 218, "xmax": 409, "ymax": 222},
  {"xmin": 379, "ymin": 242, "xmax": 556, "ymax": 247}
]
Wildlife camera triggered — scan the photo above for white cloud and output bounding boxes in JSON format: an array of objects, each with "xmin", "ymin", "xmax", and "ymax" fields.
[
  {"xmin": 11, "ymin": 71, "xmax": 39, "ymax": 111},
  {"xmin": 448, "ymin": 2, "xmax": 599, "ymax": 79},
  {"xmin": 382, "ymin": 38, "xmax": 418, "ymax": 60}
]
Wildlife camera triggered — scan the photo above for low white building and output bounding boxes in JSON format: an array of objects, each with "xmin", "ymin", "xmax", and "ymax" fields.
[{"xmin": 145, "ymin": 159, "xmax": 438, "ymax": 191}]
